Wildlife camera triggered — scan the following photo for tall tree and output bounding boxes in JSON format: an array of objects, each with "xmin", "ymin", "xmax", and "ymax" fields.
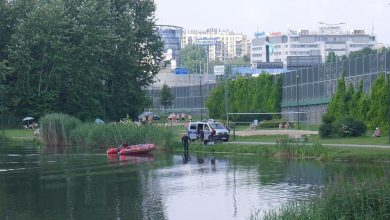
[
  {"xmin": 179, "ymin": 44, "xmax": 207, "ymax": 73},
  {"xmin": 366, "ymin": 74, "xmax": 388, "ymax": 130},
  {"xmin": 326, "ymin": 51, "xmax": 337, "ymax": 63},
  {"xmin": 160, "ymin": 84, "xmax": 174, "ymax": 109},
  {"xmin": 4, "ymin": 0, "xmax": 163, "ymax": 121},
  {"xmin": 325, "ymin": 78, "xmax": 348, "ymax": 122}
]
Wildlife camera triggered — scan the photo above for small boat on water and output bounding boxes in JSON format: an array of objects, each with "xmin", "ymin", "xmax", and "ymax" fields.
[{"xmin": 106, "ymin": 144, "xmax": 155, "ymax": 155}]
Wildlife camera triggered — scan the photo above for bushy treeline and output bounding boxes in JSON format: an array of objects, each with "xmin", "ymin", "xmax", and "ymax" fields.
[
  {"xmin": 320, "ymin": 74, "xmax": 389, "ymax": 137},
  {"xmin": 0, "ymin": 0, "xmax": 163, "ymax": 122},
  {"xmin": 40, "ymin": 113, "xmax": 175, "ymax": 148},
  {"xmin": 205, "ymin": 74, "xmax": 282, "ymax": 121}
]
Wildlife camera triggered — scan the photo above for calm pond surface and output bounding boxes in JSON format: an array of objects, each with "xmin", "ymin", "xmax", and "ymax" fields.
[{"xmin": 1, "ymin": 142, "xmax": 389, "ymax": 220}]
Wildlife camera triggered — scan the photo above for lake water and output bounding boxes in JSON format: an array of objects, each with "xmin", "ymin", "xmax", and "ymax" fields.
[{"xmin": 0, "ymin": 143, "xmax": 387, "ymax": 220}]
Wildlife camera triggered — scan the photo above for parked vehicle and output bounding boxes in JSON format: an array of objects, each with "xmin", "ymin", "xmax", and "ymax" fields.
[
  {"xmin": 138, "ymin": 112, "xmax": 160, "ymax": 121},
  {"xmin": 187, "ymin": 120, "xmax": 229, "ymax": 144}
]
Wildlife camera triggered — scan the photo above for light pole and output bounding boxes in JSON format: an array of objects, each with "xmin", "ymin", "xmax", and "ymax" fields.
[
  {"xmin": 296, "ymin": 74, "xmax": 300, "ymax": 126},
  {"xmin": 232, "ymin": 76, "xmax": 236, "ymax": 140},
  {"xmin": 200, "ymin": 75, "xmax": 203, "ymax": 120}
]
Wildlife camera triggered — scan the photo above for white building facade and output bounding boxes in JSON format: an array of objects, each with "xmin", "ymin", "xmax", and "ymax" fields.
[
  {"xmin": 251, "ymin": 26, "xmax": 377, "ymax": 67},
  {"xmin": 182, "ymin": 28, "xmax": 250, "ymax": 62}
]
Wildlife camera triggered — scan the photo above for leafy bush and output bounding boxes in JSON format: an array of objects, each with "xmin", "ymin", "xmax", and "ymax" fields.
[
  {"xmin": 333, "ymin": 117, "xmax": 366, "ymax": 137},
  {"xmin": 259, "ymin": 119, "xmax": 287, "ymax": 128},
  {"xmin": 40, "ymin": 113, "xmax": 81, "ymax": 146},
  {"xmin": 319, "ymin": 117, "xmax": 366, "ymax": 138},
  {"xmin": 319, "ymin": 123, "xmax": 334, "ymax": 138}
]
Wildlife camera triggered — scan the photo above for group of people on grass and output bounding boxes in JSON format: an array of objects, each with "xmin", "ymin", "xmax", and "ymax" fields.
[{"xmin": 168, "ymin": 113, "xmax": 192, "ymax": 123}]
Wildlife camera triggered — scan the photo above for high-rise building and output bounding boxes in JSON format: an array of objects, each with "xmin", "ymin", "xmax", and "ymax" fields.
[
  {"xmin": 251, "ymin": 26, "xmax": 377, "ymax": 68},
  {"xmin": 155, "ymin": 25, "xmax": 183, "ymax": 70},
  {"xmin": 182, "ymin": 28, "xmax": 250, "ymax": 62}
]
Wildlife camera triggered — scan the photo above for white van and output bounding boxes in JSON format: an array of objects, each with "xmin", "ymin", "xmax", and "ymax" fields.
[{"xmin": 187, "ymin": 120, "xmax": 229, "ymax": 144}]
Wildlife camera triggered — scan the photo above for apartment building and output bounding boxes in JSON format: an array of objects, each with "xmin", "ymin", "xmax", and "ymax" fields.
[
  {"xmin": 182, "ymin": 28, "xmax": 250, "ymax": 62},
  {"xmin": 251, "ymin": 26, "xmax": 377, "ymax": 67}
]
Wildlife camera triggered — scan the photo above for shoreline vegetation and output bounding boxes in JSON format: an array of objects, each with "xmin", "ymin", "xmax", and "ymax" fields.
[
  {"xmin": 256, "ymin": 174, "xmax": 390, "ymax": 220},
  {"xmin": 3, "ymin": 122, "xmax": 390, "ymax": 162},
  {"xmin": 4, "ymin": 115, "xmax": 390, "ymax": 220}
]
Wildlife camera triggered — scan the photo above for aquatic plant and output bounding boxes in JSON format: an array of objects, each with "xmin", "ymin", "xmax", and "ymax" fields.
[
  {"xmin": 260, "ymin": 175, "xmax": 390, "ymax": 220},
  {"xmin": 70, "ymin": 122, "xmax": 176, "ymax": 149},
  {"xmin": 40, "ymin": 113, "xmax": 81, "ymax": 146}
]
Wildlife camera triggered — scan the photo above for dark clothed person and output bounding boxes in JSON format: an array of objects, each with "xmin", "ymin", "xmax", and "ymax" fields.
[{"xmin": 182, "ymin": 133, "xmax": 191, "ymax": 151}]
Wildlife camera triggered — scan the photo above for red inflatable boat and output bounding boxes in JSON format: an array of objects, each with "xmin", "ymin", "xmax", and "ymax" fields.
[{"xmin": 106, "ymin": 144, "xmax": 155, "ymax": 155}]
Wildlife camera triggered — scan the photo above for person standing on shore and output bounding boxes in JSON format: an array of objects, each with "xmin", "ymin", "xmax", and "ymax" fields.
[{"xmin": 181, "ymin": 133, "xmax": 190, "ymax": 152}]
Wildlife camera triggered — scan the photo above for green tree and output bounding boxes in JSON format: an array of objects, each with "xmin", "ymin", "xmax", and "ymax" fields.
[
  {"xmin": 326, "ymin": 51, "xmax": 337, "ymax": 63},
  {"xmin": 366, "ymin": 74, "xmax": 388, "ymax": 131},
  {"xmin": 350, "ymin": 80, "xmax": 364, "ymax": 120},
  {"xmin": 4, "ymin": 0, "xmax": 163, "ymax": 121},
  {"xmin": 160, "ymin": 84, "xmax": 175, "ymax": 109},
  {"xmin": 206, "ymin": 73, "xmax": 282, "ymax": 120},
  {"xmin": 325, "ymin": 78, "xmax": 348, "ymax": 122},
  {"xmin": 179, "ymin": 44, "xmax": 207, "ymax": 73}
]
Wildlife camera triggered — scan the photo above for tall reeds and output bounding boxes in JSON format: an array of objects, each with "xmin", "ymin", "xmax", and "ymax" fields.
[
  {"xmin": 259, "ymin": 175, "xmax": 390, "ymax": 220},
  {"xmin": 70, "ymin": 123, "xmax": 176, "ymax": 149},
  {"xmin": 40, "ymin": 113, "xmax": 81, "ymax": 147}
]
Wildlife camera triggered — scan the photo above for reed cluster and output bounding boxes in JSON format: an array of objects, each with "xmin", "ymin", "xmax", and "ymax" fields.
[
  {"xmin": 260, "ymin": 175, "xmax": 390, "ymax": 220},
  {"xmin": 70, "ymin": 123, "xmax": 176, "ymax": 149},
  {"xmin": 39, "ymin": 113, "xmax": 81, "ymax": 146}
]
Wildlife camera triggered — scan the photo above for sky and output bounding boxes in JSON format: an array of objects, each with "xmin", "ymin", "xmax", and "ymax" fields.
[{"xmin": 154, "ymin": 0, "xmax": 390, "ymax": 45}]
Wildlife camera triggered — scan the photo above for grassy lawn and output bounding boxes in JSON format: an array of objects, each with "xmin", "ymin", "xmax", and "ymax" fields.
[
  {"xmin": 234, "ymin": 135, "xmax": 289, "ymax": 142},
  {"xmin": 2, "ymin": 129, "xmax": 38, "ymax": 141},
  {"xmin": 230, "ymin": 133, "xmax": 389, "ymax": 146},
  {"xmin": 180, "ymin": 141, "xmax": 390, "ymax": 162},
  {"xmin": 308, "ymin": 134, "xmax": 389, "ymax": 145}
]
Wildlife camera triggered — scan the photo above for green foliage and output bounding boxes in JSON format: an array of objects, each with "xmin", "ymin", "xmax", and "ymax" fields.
[
  {"xmin": 2, "ymin": 0, "xmax": 163, "ymax": 122},
  {"xmin": 39, "ymin": 113, "xmax": 81, "ymax": 146},
  {"xmin": 160, "ymin": 84, "xmax": 175, "ymax": 109},
  {"xmin": 205, "ymin": 84, "xmax": 225, "ymax": 119},
  {"xmin": 326, "ymin": 78, "xmax": 348, "ymax": 121},
  {"xmin": 320, "ymin": 117, "xmax": 366, "ymax": 138},
  {"xmin": 366, "ymin": 74, "xmax": 388, "ymax": 131},
  {"xmin": 262, "ymin": 176, "xmax": 390, "ymax": 220},
  {"xmin": 70, "ymin": 123, "xmax": 176, "ymax": 149},
  {"xmin": 206, "ymin": 74, "xmax": 282, "ymax": 120},
  {"xmin": 179, "ymin": 44, "xmax": 207, "ymax": 73},
  {"xmin": 350, "ymin": 80, "xmax": 364, "ymax": 120},
  {"xmin": 333, "ymin": 116, "xmax": 367, "ymax": 137},
  {"xmin": 325, "ymin": 51, "xmax": 337, "ymax": 63},
  {"xmin": 259, "ymin": 119, "xmax": 287, "ymax": 128},
  {"xmin": 319, "ymin": 123, "xmax": 335, "ymax": 138}
]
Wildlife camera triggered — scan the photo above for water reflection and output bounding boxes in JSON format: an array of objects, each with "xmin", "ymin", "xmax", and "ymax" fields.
[
  {"xmin": 182, "ymin": 151, "xmax": 190, "ymax": 164},
  {"xmin": 1, "ymin": 144, "xmax": 389, "ymax": 220}
]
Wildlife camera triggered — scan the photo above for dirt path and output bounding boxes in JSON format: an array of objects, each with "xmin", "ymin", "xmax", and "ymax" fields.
[{"xmin": 234, "ymin": 129, "xmax": 318, "ymax": 138}]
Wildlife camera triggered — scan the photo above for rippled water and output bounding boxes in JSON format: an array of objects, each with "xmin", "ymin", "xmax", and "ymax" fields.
[{"xmin": 0, "ymin": 143, "xmax": 386, "ymax": 220}]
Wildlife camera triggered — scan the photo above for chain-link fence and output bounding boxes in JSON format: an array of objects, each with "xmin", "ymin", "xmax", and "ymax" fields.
[{"xmin": 282, "ymin": 51, "xmax": 390, "ymax": 124}]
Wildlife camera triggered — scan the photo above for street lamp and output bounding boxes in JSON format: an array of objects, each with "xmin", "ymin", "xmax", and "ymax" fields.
[
  {"xmin": 296, "ymin": 74, "xmax": 300, "ymax": 126},
  {"xmin": 200, "ymin": 75, "xmax": 203, "ymax": 120},
  {"xmin": 232, "ymin": 76, "xmax": 236, "ymax": 140}
]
